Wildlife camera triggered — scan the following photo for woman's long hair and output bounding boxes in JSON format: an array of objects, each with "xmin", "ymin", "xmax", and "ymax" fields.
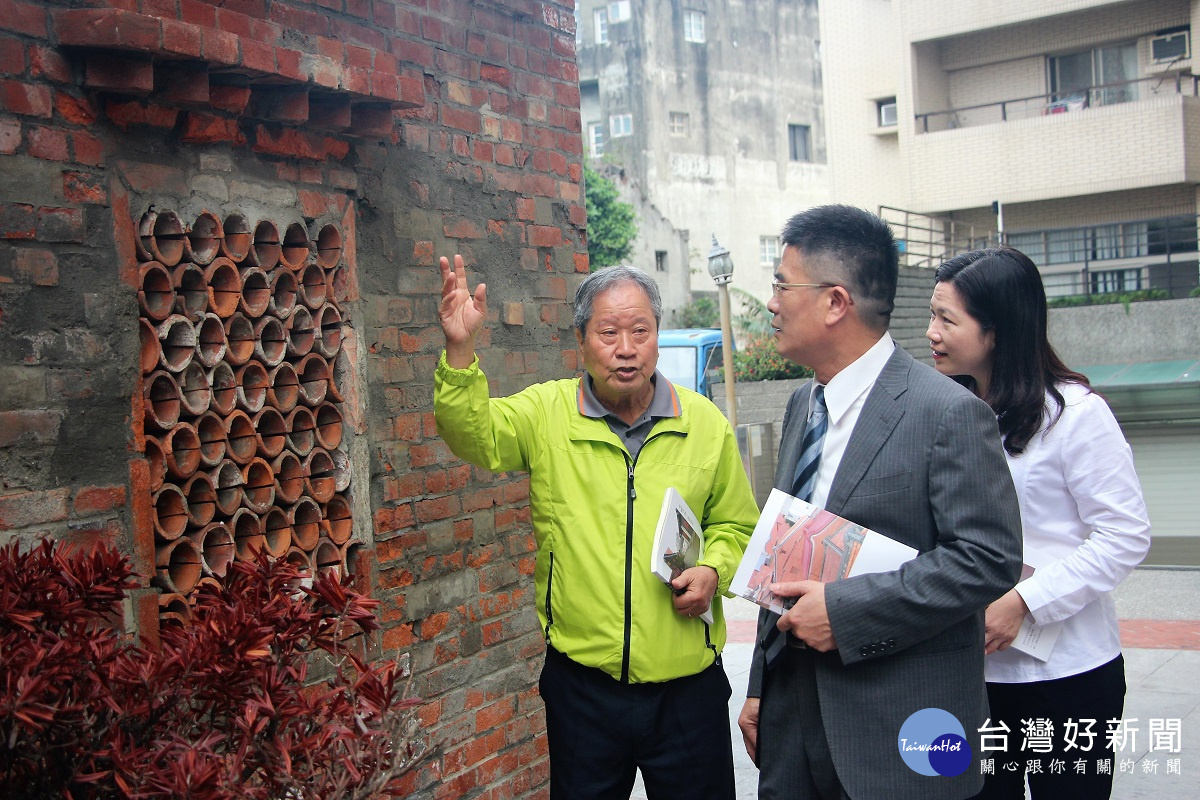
[{"xmin": 934, "ymin": 247, "xmax": 1089, "ymax": 456}]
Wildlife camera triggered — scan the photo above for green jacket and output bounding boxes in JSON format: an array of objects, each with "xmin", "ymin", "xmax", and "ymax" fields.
[{"xmin": 434, "ymin": 353, "xmax": 757, "ymax": 683}]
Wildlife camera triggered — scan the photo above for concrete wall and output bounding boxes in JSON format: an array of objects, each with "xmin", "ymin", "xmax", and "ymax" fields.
[
  {"xmin": 0, "ymin": 2, "xmax": 585, "ymax": 796},
  {"xmin": 1049, "ymin": 297, "xmax": 1200, "ymax": 366}
]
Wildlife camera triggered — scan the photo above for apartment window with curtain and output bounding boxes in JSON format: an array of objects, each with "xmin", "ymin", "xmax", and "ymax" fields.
[
  {"xmin": 788, "ymin": 124, "xmax": 812, "ymax": 162},
  {"xmin": 610, "ymin": 113, "xmax": 633, "ymax": 138},
  {"xmin": 1050, "ymin": 41, "xmax": 1138, "ymax": 107},
  {"xmin": 759, "ymin": 236, "xmax": 780, "ymax": 268},
  {"xmin": 1091, "ymin": 268, "xmax": 1142, "ymax": 294},
  {"xmin": 684, "ymin": 10, "xmax": 706, "ymax": 43},
  {"xmin": 669, "ymin": 112, "xmax": 690, "ymax": 136}
]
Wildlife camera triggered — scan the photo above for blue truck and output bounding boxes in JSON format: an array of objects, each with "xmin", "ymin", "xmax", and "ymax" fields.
[{"xmin": 657, "ymin": 328, "xmax": 729, "ymax": 400}]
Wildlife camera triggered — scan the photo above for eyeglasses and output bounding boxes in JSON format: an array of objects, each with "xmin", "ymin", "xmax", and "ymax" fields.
[{"xmin": 771, "ymin": 280, "xmax": 839, "ymax": 296}]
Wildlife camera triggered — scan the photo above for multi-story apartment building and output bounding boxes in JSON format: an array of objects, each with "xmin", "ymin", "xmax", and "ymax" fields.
[
  {"xmin": 575, "ymin": 0, "xmax": 830, "ymax": 315},
  {"xmin": 821, "ymin": 0, "xmax": 1200, "ymax": 563}
]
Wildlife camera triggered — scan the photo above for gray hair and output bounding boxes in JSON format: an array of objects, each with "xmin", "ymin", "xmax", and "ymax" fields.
[{"xmin": 573, "ymin": 265, "xmax": 662, "ymax": 335}]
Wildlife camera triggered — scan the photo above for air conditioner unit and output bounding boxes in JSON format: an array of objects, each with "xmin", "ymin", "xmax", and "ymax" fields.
[{"xmin": 1151, "ymin": 30, "xmax": 1190, "ymax": 63}]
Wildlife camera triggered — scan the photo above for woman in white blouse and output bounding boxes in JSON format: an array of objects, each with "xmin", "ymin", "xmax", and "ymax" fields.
[{"xmin": 926, "ymin": 247, "xmax": 1151, "ymax": 799}]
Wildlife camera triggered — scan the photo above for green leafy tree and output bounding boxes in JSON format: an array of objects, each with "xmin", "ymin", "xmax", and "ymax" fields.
[
  {"xmin": 584, "ymin": 162, "xmax": 638, "ymax": 269},
  {"xmin": 730, "ymin": 288, "xmax": 772, "ymax": 337}
]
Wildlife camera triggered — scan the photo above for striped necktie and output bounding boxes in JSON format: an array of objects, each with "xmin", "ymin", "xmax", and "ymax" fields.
[{"xmin": 761, "ymin": 385, "xmax": 828, "ymax": 669}]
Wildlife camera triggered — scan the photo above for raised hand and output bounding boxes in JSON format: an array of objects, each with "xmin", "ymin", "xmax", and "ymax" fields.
[{"xmin": 438, "ymin": 254, "xmax": 487, "ymax": 368}]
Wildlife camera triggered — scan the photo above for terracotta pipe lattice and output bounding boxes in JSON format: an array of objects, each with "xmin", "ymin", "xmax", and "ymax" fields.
[{"xmin": 136, "ymin": 208, "xmax": 354, "ymax": 616}]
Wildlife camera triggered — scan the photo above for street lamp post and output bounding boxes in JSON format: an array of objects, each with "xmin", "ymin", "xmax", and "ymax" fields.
[{"xmin": 707, "ymin": 235, "xmax": 737, "ymax": 428}]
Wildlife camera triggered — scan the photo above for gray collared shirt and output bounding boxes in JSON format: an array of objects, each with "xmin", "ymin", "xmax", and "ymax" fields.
[{"xmin": 579, "ymin": 370, "xmax": 681, "ymax": 461}]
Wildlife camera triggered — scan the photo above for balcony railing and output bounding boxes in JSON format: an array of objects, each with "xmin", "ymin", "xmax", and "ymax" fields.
[
  {"xmin": 880, "ymin": 206, "xmax": 1000, "ymax": 268},
  {"xmin": 915, "ymin": 73, "xmax": 1200, "ymax": 133},
  {"xmin": 1013, "ymin": 215, "xmax": 1199, "ymax": 299}
]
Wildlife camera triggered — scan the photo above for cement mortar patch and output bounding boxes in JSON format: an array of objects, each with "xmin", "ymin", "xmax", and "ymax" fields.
[
  {"xmin": 0, "ymin": 365, "xmax": 49, "ymax": 407},
  {"xmin": 187, "ymin": 174, "xmax": 229, "ymax": 203},
  {"xmin": 198, "ymin": 152, "xmax": 234, "ymax": 172},
  {"xmin": 227, "ymin": 180, "xmax": 299, "ymax": 211},
  {"xmin": 0, "ymin": 155, "xmax": 67, "ymax": 206}
]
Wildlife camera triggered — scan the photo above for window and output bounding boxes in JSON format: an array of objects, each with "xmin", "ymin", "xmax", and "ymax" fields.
[
  {"xmin": 1091, "ymin": 268, "xmax": 1142, "ymax": 294},
  {"xmin": 1050, "ymin": 42, "xmax": 1138, "ymax": 108},
  {"xmin": 655, "ymin": 250, "xmax": 668, "ymax": 272},
  {"xmin": 788, "ymin": 124, "xmax": 812, "ymax": 162},
  {"xmin": 588, "ymin": 122, "xmax": 605, "ymax": 156},
  {"xmin": 610, "ymin": 113, "xmax": 633, "ymax": 138},
  {"xmin": 594, "ymin": 8, "xmax": 608, "ymax": 44},
  {"xmin": 759, "ymin": 236, "xmax": 780, "ymax": 268},
  {"xmin": 608, "ymin": 1, "xmax": 631, "ymax": 22},
  {"xmin": 684, "ymin": 10, "xmax": 706, "ymax": 43},
  {"xmin": 877, "ymin": 97, "xmax": 897, "ymax": 127},
  {"xmin": 669, "ymin": 112, "xmax": 689, "ymax": 136}
]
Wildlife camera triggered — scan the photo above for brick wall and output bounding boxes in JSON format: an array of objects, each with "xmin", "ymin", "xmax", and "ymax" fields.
[{"xmin": 0, "ymin": 1, "xmax": 584, "ymax": 797}]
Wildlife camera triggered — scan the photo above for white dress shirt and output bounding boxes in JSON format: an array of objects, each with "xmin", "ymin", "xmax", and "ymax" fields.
[
  {"xmin": 807, "ymin": 333, "xmax": 895, "ymax": 509},
  {"xmin": 987, "ymin": 382, "xmax": 1151, "ymax": 683}
]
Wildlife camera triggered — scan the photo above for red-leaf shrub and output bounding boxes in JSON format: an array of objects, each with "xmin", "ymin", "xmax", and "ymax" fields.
[{"xmin": 0, "ymin": 539, "xmax": 424, "ymax": 799}]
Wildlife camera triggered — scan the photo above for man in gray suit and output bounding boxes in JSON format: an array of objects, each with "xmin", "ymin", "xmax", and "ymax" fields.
[{"xmin": 737, "ymin": 205, "xmax": 1022, "ymax": 799}]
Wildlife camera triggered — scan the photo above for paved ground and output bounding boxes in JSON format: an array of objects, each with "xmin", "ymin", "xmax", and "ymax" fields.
[{"xmin": 633, "ymin": 567, "xmax": 1200, "ymax": 799}]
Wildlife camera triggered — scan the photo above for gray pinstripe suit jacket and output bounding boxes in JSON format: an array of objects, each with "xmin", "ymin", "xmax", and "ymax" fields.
[{"xmin": 748, "ymin": 344, "xmax": 1023, "ymax": 799}]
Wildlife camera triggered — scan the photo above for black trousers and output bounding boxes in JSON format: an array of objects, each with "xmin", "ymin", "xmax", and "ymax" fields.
[
  {"xmin": 971, "ymin": 654, "xmax": 1126, "ymax": 800},
  {"xmin": 538, "ymin": 646, "xmax": 735, "ymax": 800}
]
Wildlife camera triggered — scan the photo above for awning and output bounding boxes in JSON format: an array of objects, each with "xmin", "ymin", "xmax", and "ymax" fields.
[{"xmin": 1076, "ymin": 359, "xmax": 1200, "ymax": 425}]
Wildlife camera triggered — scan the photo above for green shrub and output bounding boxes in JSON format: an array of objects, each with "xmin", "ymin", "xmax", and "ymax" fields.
[
  {"xmin": 1047, "ymin": 289, "xmax": 1168, "ymax": 308},
  {"xmin": 732, "ymin": 336, "xmax": 813, "ymax": 382}
]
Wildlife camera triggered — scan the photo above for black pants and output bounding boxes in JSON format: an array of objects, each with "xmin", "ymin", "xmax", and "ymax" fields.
[
  {"xmin": 539, "ymin": 646, "xmax": 735, "ymax": 800},
  {"xmin": 971, "ymin": 654, "xmax": 1126, "ymax": 800}
]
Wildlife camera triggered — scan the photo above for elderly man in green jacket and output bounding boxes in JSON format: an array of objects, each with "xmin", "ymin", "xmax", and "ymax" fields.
[{"xmin": 433, "ymin": 254, "xmax": 757, "ymax": 800}]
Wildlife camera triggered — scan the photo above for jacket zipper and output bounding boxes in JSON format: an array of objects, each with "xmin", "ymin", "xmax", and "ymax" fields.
[
  {"xmin": 544, "ymin": 550, "xmax": 554, "ymax": 642},
  {"xmin": 620, "ymin": 456, "xmax": 635, "ymax": 683}
]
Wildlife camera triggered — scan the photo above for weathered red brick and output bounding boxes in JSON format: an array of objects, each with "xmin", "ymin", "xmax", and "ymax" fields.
[
  {"xmin": 84, "ymin": 53, "xmax": 154, "ymax": 93},
  {"xmin": 0, "ymin": 203, "xmax": 35, "ymax": 238},
  {"xmin": 0, "ymin": 36, "xmax": 22, "ymax": 76},
  {"xmin": 182, "ymin": 111, "xmax": 246, "ymax": 145},
  {"xmin": 71, "ymin": 131, "xmax": 103, "ymax": 165},
  {"xmin": 0, "ymin": 118, "xmax": 19, "ymax": 153},
  {"xmin": 210, "ymin": 84, "xmax": 251, "ymax": 114},
  {"xmin": 36, "ymin": 206, "xmax": 83, "ymax": 242},
  {"xmin": 241, "ymin": 39, "xmax": 275, "ymax": 74},
  {"xmin": 251, "ymin": 125, "xmax": 349, "ymax": 161},
  {"xmin": 527, "ymin": 225, "xmax": 563, "ymax": 248},
  {"xmin": 161, "ymin": 18, "xmax": 203, "ymax": 58},
  {"xmin": 200, "ymin": 28, "xmax": 239, "ymax": 67},
  {"xmin": 105, "ymin": 98, "xmax": 178, "ymax": 130},
  {"xmin": 6, "ymin": 247, "xmax": 58, "ymax": 285},
  {"xmin": 114, "ymin": 161, "xmax": 188, "ymax": 194},
  {"xmin": 63, "ymin": 170, "xmax": 106, "ymax": 204},
  {"xmin": 0, "ymin": 488, "xmax": 70, "ymax": 530},
  {"xmin": 158, "ymin": 63, "xmax": 209, "ymax": 105},
  {"xmin": 443, "ymin": 217, "xmax": 483, "ymax": 240},
  {"xmin": 27, "ymin": 125, "xmax": 68, "ymax": 161},
  {"xmin": 54, "ymin": 91, "xmax": 97, "ymax": 126},
  {"xmin": 0, "ymin": 410, "xmax": 62, "ymax": 447},
  {"xmin": 179, "ymin": 0, "xmax": 217, "ymax": 27},
  {"xmin": 53, "ymin": 8, "xmax": 160, "ymax": 50},
  {"xmin": 74, "ymin": 485, "xmax": 127, "ymax": 515},
  {"xmin": 0, "ymin": 1, "xmax": 47, "ymax": 38},
  {"xmin": 0, "ymin": 78, "xmax": 51, "ymax": 117}
]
